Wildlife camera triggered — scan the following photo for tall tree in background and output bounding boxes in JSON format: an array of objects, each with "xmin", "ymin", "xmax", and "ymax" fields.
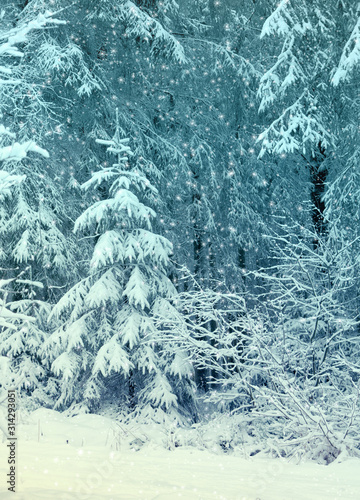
[
  {"xmin": 0, "ymin": 8, "xmax": 70, "ymax": 405},
  {"xmin": 255, "ymin": 0, "xmax": 360, "ymax": 318}
]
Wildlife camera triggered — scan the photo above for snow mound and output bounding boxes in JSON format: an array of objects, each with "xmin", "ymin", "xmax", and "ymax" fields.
[{"xmin": 0, "ymin": 409, "xmax": 359, "ymax": 499}]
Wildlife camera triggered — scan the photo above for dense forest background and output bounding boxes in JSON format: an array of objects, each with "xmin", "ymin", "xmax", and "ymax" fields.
[{"xmin": 0, "ymin": 0, "xmax": 359, "ymax": 463}]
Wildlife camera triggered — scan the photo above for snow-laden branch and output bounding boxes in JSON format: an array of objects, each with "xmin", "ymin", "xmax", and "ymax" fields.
[
  {"xmin": 0, "ymin": 170, "xmax": 25, "ymax": 192},
  {"xmin": 0, "ymin": 11, "xmax": 61, "ymax": 187},
  {"xmin": 0, "ymin": 141, "xmax": 49, "ymax": 162},
  {"xmin": 122, "ymin": 1, "xmax": 187, "ymax": 64},
  {"xmin": 332, "ymin": 18, "xmax": 360, "ymax": 86},
  {"xmin": 0, "ymin": 11, "xmax": 66, "ymax": 59}
]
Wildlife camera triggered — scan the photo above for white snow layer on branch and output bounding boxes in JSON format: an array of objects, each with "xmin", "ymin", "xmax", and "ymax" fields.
[
  {"xmin": 95, "ymin": 139, "xmax": 116, "ymax": 146},
  {"xmin": 146, "ymin": 372, "xmax": 178, "ymax": 410},
  {"xmin": 93, "ymin": 336, "xmax": 133, "ymax": 377},
  {"xmin": 16, "ymin": 279, "xmax": 44, "ymax": 289},
  {"xmin": 260, "ymin": 0, "xmax": 293, "ymax": 38},
  {"xmin": 80, "ymin": 168, "xmax": 119, "ymax": 191},
  {"xmin": 0, "ymin": 11, "xmax": 66, "ymax": 59},
  {"xmin": 36, "ymin": 41, "xmax": 102, "ymax": 97},
  {"xmin": 74, "ymin": 190, "xmax": 155, "ymax": 233},
  {"xmin": 90, "ymin": 230, "xmax": 124, "ymax": 268},
  {"xmin": 0, "ymin": 13, "xmax": 58, "ymax": 193},
  {"xmin": 0, "ymin": 298, "xmax": 35, "ymax": 323},
  {"xmin": 85, "ymin": 270, "xmax": 123, "ymax": 307},
  {"xmin": 332, "ymin": 18, "xmax": 360, "ymax": 85},
  {"xmin": 123, "ymin": 1, "xmax": 187, "ymax": 64},
  {"xmin": 0, "ymin": 170, "xmax": 26, "ymax": 193},
  {"xmin": 95, "ymin": 137, "xmax": 133, "ymax": 157},
  {"xmin": 0, "ymin": 141, "xmax": 49, "ymax": 162},
  {"xmin": 0, "ymin": 278, "xmax": 15, "ymax": 289},
  {"xmin": 260, "ymin": 0, "xmax": 310, "ymax": 39},
  {"xmin": 257, "ymin": 93, "xmax": 331, "ymax": 157},
  {"xmin": 0, "ymin": 125, "xmax": 15, "ymax": 138},
  {"xmin": 123, "ymin": 266, "xmax": 150, "ymax": 310},
  {"xmin": 51, "ymin": 351, "xmax": 78, "ymax": 381}
]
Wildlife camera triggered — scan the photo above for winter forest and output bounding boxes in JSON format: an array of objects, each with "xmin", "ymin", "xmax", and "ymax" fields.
[{"xmin": 0, "ymin": 0, "xmax": 360, "ymax": 471}]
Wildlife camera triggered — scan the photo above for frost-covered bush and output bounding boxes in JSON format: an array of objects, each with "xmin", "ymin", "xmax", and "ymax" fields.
[{"xmin": 161, "ymin": 224, "xmax": 360, "ymax": 464}]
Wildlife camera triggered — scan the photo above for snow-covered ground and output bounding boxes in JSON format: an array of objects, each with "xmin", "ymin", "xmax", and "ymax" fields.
[{"xmin": 1, "ymin": 408, "xmax": 360, "ymax": 500}]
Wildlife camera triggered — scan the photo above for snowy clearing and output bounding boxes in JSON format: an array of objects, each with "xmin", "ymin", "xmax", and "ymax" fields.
[{"xmin": 0, "ymin": 409, "xmax": 359, "ymax": 500}]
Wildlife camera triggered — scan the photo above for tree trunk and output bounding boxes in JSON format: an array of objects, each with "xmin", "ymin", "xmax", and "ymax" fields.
[{"xmin": 310, "ymin": 142, "xmax": 327, "ymax": 248}]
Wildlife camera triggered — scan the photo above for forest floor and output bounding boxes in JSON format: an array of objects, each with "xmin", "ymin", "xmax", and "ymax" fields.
[{"xmin": 0, "ymin": 408, "xmax": 359, "ymax": 500}]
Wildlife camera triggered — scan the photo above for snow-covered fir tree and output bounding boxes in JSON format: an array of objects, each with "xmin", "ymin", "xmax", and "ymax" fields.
[{"xmin": 44, "ymin": 111, "xmax": 195, "ymax": 419}]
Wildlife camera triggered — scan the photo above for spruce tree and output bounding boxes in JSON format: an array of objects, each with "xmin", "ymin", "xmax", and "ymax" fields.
[{"xmin": 44, "ymin": 111, "xmax": 195, "ymax": 419}]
